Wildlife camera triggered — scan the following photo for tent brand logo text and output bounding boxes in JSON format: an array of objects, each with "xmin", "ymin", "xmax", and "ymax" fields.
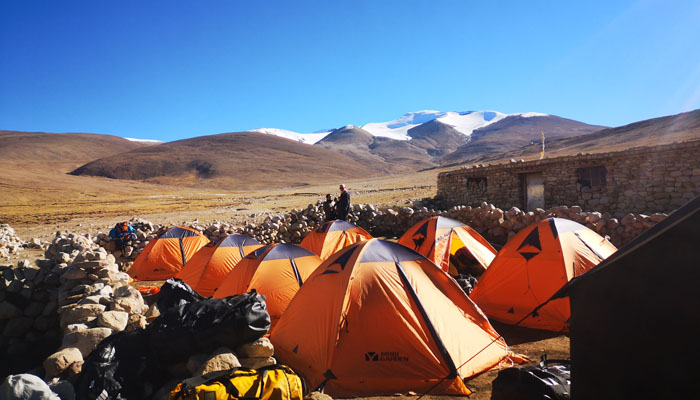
[{"xmin": 364, "ymin": 351, "xmax": 408, "ymax": 362}]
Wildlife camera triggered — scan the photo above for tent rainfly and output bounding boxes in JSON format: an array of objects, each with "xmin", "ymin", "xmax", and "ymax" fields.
[
  {"xmin": 470, "ymin": 218, "xmax": 617, "ymax": 332},
  {"xmin": 398, "ymin": 216, "xmax": 496, "ymax": 276},
  {"xmin": 271, "ymin": 239, "xmax": 523, "ymax": 397},
  {"xmin": 175, "ymin": 234, "xmax": 263, "ymax": 296},
  {"xmin": 128, "ymin": 226, "xmax": 210, "ymax": 281}
]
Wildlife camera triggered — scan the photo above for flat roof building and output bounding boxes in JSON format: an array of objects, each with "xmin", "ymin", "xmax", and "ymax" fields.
[{"xmin": 437, "ymin": 140, "xmax": 700, "ymax": 216}]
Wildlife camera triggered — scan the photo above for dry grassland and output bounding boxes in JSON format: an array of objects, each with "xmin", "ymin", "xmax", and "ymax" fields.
[{"xmin": 2, "ymin": 161, "xmax": 438, "ymax": 239}]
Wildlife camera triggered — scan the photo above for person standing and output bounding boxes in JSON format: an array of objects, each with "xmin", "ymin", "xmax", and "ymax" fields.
[
  {"xmin": 322, "ymin": 194, "xmax": 336, "ymax": 221},
  {"xmin": 336, "ymin": 184, "xmax": 351, "ymax": 221}
]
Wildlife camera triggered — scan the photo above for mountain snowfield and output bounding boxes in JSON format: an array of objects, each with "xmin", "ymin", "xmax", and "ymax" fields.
[
  {"xmin": 249, "ymin": 128, "xmax": 330, "ymax": 145},
  {"xmin": 252, "ymin": 110, "xmax": 549, "ymax": 144},
  {"xmin": 125, "ymin": 137, "xmax": 164, "ymax": 144}
]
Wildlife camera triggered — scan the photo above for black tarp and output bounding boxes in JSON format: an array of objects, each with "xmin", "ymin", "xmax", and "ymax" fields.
[{"xmin": 552, "ymin": 195, "xmax": 700, "ymax": 399}]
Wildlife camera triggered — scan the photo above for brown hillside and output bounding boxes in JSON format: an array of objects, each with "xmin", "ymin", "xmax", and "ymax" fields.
[
  {"xmin": 463, "ymin": 108, "xmax": 700, "ymax": 165},
  {"xmin": 0, "ymin": 130, "xmax": 151, "ymax": 170},
  {"xmin": 368, "ymin": 137, "xmax": 435, "ymax": 168},
  {"xmin": 440, "ymin": 115, "xmax": 606, "ymax": 164},
  {"xmin": 407, "ymin": 120, "xmax": 469, "ymax": 158},
  {"xmin": 70, "ymin": 131, "xmax": 377, "ymax": 190},
  {"xmin": 316, "ymin": 126, "xmax": 434, "ymax": 173},
  {"xmin": 314, "ymin": 126, "xmax": 434, "ymax": 174}
]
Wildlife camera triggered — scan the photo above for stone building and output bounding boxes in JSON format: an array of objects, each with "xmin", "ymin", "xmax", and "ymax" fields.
[{"xmin": 437, "ymin": 140, "xmax": 700, "ymax": 216}]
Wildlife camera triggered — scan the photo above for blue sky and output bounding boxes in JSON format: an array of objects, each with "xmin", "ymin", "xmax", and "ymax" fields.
[{"xmin": 1, "ymin": 1, "xmax": 699, "ymax": 141}]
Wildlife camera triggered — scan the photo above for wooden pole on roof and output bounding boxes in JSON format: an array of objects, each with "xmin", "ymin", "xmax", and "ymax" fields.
[{"xmin": 540, "ymin": 130, "xmax": 545, "ymax": 159}]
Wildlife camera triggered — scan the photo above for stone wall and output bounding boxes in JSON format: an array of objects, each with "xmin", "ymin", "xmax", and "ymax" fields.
[
  {"xmin": 1, "ymin": 258, "xmax": 62, "ymax": 380},
  {"xmin": 186, "ymin": 201, "xmax": 665, "ymax": 249},
  {"xmin": 437, "ymin": 140, "xmax": 700, "ymax": 216}
]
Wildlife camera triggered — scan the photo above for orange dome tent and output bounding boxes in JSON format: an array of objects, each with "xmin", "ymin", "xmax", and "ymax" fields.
[
  {"xmin": 213, "ymin": 243, "xmax": 322, "ymax": 327},
  {"xmin": 470, "ymin": 218, "xmax": 617, "ymax": 332},
  {"xmin": 175, "ymin": 234, "xmax": 263, "ymax": 297},
  {"xmin": 300, "ymin": 220, "xmax": 373, "ymax": 260},
  {"xmin": 398, "ymin": 216, "xmax": 497, "ymax": 276},
  {"xmin": 128, "ymin": 226, "xmax": 209, "ymax": 281},
  {"xmin": 271, "ymin": 238, "xmax": 522, "ymax": 397}
]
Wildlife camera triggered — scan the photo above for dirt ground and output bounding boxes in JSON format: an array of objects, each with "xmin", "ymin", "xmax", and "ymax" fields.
[{"xmin": 2, "ymin": 166, "xmax": 568, "ymax": 399}]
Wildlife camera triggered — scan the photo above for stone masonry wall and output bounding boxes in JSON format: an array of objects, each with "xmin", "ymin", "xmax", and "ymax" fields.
[{"xmin": 437, "ymin": 140, "xmax": 700, "ymax": 216}]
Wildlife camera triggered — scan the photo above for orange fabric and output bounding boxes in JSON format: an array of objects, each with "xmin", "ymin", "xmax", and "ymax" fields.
[
  {"xmin": 398, "ymin": 216, "xmax": 496, "ymax": 274},
  {"xmin": 175, "ymin": 245, "xmax": 217, "ymax": 290},
  {"xmin": 271, "ymin": 239, "xmax": 519, "ymax": 397},
  {"xmin": 213, "ymin": 244, "xmax": 322, "ymax": 327},
  {"xmin": 470, "ymin": 218, "xmax": 617, "ymax": 332},
  {"xmin": 128, "ymin": 226, "xmax": 210, "ymax": 281},
  {"xmin": 451, "ymin": 226, "xmax": 497, "ymax": 272},
  {"xmin": 136, "ymin": 286, "xmax": 160, "ymax": 295},
  {"xmin": 176, "ymin": 236, "xmax": 262, "ymax": 297},
  {"xmin": 300, "ymin": 220, "xmax": 373, "ymax": 260}
]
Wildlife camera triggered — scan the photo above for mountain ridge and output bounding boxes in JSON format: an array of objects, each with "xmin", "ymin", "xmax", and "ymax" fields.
[
  {"xmin": 251, "ymin": 109, "xmax": 550, "ymax": 144},
  {"xmin": 69, "ymin": 131, "xmax": 378, "ymax": 190},
  {"xmin": 8, "ymin": 109, "xmax": 699, "ymax": 192}
]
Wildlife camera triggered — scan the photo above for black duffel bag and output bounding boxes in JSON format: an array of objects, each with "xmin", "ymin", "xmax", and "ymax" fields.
[
  {"xmin": 156, "ymin": 278, "xmax": 205, "ymax": 312},
  {"xmin": 491, "ymin": 355, "xmax": 571, "ymax": 400},
  {"xmin": 147, "ymin": 289, "xmax": 271, "ymax": 364}
]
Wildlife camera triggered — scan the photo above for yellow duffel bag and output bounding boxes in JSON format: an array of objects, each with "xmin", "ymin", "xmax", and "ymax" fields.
[{"xmin": 169, "ymin": 365, "xmax": 305, "ymax": 400}]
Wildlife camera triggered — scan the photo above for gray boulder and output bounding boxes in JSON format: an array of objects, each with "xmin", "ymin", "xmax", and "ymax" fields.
[
  {"xmin": 196, "ymin": 347, "xmax": 241, "ymax": 375},
  {"xmin": 59, "ymin": 304, "xmax": 106, "ymax": 329},
  {"xmin": 44, "ymin": 347, "xmax": 83, "ymax": 378},
  {"xmin": 112, "ymin": 286, "xmax": 146, "ymax": 314},
  {"xmin": 60, "ymin": 327, "xmax": 112, "ymax": 358},
  {"xmin": 235, "ymin": 337, "xmax": 274, "ymax": 358},
  {"xmin": 0, "ymin": 301, "xmax": 22, "ymax": 319},
  {"xmin": 96, "ymin": 311, "xmax": 129, "ymax": 332},
  {"xmin": 2, "ymin": 317, "xmax": 34, "ymax": 337},
  {"xmin": 0, "ymin": 374, "xmax": 60, "ymax": 400},
  {"xmin": 239, "ymin": 356, "xmax": 276, "ymax": 370}
]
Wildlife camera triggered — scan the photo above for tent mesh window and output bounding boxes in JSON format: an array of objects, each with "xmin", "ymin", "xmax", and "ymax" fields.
[{"xmin": 576, "ymin": 166, "xmax": 606, "ymax": 188}]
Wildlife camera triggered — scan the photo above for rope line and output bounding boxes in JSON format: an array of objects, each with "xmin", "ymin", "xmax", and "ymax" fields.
[{"xmin": 415, "ymin": 297, "xmax": 558, "ymax": 399}]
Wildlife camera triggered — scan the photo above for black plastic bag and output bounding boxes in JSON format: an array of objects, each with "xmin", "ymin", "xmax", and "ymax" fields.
[
  {"xmin": 491, "ymin": 356, "xmax": 571, "ymax": 400},
  {"xmin": 147, "ymin": 290, "xmax": 271, "ymax": 364},
  {"xmin": 156, "ymin": 278, "xmax": 205, "ymax": 312},
  {"xmin": 454, "ymin": 273, "xmax": 478, "ymax": 295},
  {"xmin": 75, "ymin": 330, "xmax": 167, "ymax": 400},
  {"xmin": 75, "ymin": 287, "xmax": 270, "ymax": 399}
]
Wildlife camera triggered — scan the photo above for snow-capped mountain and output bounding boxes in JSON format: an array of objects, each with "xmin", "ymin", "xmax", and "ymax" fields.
[
  {"xmin": 252, "ymin": 110, "xmax": 549, "ymax": 144},
  {"xmin": 125, "ymin": 137, "xmax": 164, "ymax": 144},
  {"xmin": 249, "ymin": 128, "xmax": 330, "ymax": 145},
  {"xmin": 246, "ymin": 110, "xmax": 605, "ymax": 173}
]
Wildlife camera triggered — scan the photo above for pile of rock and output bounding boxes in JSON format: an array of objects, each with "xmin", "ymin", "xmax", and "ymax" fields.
[
  {"xmin": 42, "ymin": 241, "xmax": 156, "ymax": 381},
  {"xmin": 93, "ymin": 218, "xmax": 161, "ymax": 269},
  {"xmin": 73, "ymin": 202, "xmax": 667, "ymax": 273},
  {"xmin": 0, "ymin": 258, "xmax": 62, "ymax": 376},
  {"xmin": 1, "ymin": 230, "xmax": 159, "ymax": 388},
  {"xmin": 197, "ymin": 221, "xmax": 239, "ymax": 242},
  {"xmin": 210, "ymin": 201, "xmax": 666, "ymax": 248},
  {"xmin": 0, "ymin": 224, "xmax": 24, "ymax": 259}
]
